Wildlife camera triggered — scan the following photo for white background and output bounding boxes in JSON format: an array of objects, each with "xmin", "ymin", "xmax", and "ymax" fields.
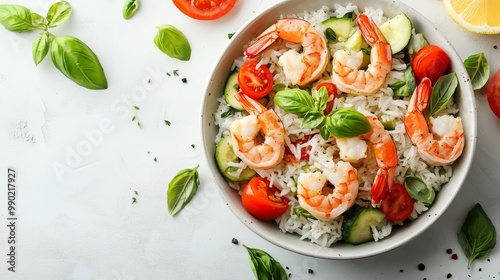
[{"xmin": 1, "ymin": 0, "xmax": 500, "ymax": 279}]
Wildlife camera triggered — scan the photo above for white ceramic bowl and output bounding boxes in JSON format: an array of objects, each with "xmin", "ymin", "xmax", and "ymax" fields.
[{"xmin": 200, "ymin": 0, "xmax": 477, "ymax": 259}]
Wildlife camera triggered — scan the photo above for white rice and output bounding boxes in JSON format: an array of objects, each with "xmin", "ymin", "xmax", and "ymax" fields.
[{"xmin": 214, "ymin": 4, "xmax": 456, "ymax": 247}]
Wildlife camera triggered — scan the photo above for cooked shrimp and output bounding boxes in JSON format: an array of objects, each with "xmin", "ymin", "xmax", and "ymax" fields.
[
  {"xmin": 404, "ymin": 78, "xmax": 465, "ymax": 166},
  {"xmin": 297, "ymin": 161, "xmax": 359, "ymax": 221},
  {"xmin": 244, "ymin": 18, "xmax": 329, "ymax": 86},
  {"xmin": 229, "ymin": 92, "xmax": 285, "ymax": 169},
  {"xmin": 337, "ymin": 115, "xmax": 398, "ymax": 206},
  {"xmin": 331, "ymin": 14, "xmax": 392, "ymax": 96}
]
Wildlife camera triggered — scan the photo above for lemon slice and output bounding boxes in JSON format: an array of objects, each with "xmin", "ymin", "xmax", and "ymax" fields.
[{"xmin": 443, "ymin": 0, "xmax": 500, "ymax": 34}]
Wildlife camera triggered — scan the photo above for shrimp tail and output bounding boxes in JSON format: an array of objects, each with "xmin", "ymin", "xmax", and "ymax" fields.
[
  {"xmin": 357, "ymin": 14, "xmax": 387, "ymax": 45},
  {"xmin": 235, "ymin": 92, "xmax": 267, "ymax": 115},
  {"xmin": 245, "ymin": 25, "xmax": 279, "ymax": 58},
  {"xmin": 370, "ymin": 167, "xmax": 391, "ymax": 206}
]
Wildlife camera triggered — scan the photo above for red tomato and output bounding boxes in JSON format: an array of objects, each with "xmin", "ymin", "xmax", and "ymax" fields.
[
  {"xmin": 380, "ymin": 182, "xmax": 414, "ymax": 222},
  {"xmin": 315, "ymin": 82, "xmax": 337, "ymax": 115},
  {"xmin": 241, "ymin": 177, "xmax": 289, "ymax": 220},
  {"xmin": 238, "ymin": 60, "xmax": 274, "ymax": 99},
  {"xmin": 487, "ymin": 69, "xmax": 500, "ymax": 118},
  {"xmin": 284, "ymin": 135, "xmax": 313, "ymax": 161},
  {"xmin": 412, "ymin": 45, "xmax": 450, "ymax": 84},
  {"xmin": 172, "ymin": 0, "xmax": 237, "ymax": 20}
]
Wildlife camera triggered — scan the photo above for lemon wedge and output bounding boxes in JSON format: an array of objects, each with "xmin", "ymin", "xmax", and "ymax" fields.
[{"xmin": 443, "ymin": 0, "xmax": 500, "ymax": 34}]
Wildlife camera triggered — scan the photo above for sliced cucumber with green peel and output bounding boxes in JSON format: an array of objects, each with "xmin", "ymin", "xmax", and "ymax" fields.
[
  {"xmin": 342, "ymin": 204, "xmax": 386, "ymax": 245},
  {"xmin": 379, "ymin": 13, "xmax": 413, "ymax": 54},
  {"xmin": 344, "ymin": 29, "xmax": 364, "ymax": 51},
  {"xmin": 320, "ymin": 12, "xmax": 354, "ymax": 39},
  {"xmin": 215, "ymin": 134, "xmax": 256, "ymax": 182},
  {"xmin": 224, "ymin": 71, "xmax": 244, "ymax": 111}
]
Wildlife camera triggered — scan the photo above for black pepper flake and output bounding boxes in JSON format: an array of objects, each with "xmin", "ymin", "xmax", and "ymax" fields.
[
  {"xmin": 494, "ymin": 45, "xmax": 498, "ymax": 49},
  {"xmin": 446, "ymin": 248, "xmax": 453, "ymax": 254},
  {"xmin": 479, "ymin": 268, "xmax": 482, "ymax": 271},
  {"xmin": 286, "ymin": 267, "xmax": 289, "ymax": 270},
  {"xmin": 231, "ymin": 238, "xmax": 238, "ymax": 244},
  {"xmin": 182, "ymin": 78, "xmax": 187, "ymax": 83},
  {"xmin": 418, "ymin": 263, "xmax": 426, "ymax": 271},
  {"xmin": 400, "ymin": 269, "xmax": 404, "ymax": 273},
  {"xmin": 288, "ymin": 273, "xmax": 291, "ymax": 277},
  {"xmin": 447, "ymin": 273, "xmax": 452, "ymax": 278},
  {"xmin": 154, "ymin": 157, "xmax": 157, "ymax": 162},
  {"xmin": 308, "ymin": 269, "xmax": 314, "ymax": 274}
]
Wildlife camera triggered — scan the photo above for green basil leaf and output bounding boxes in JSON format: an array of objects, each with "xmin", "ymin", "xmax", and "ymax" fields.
[
  {"xmin": 46, "ymin": 1, "xmax": 72, "ymax": 28},
  {"xmin": 50, "ymin": 36, "xmax": 108, "ymax": 89},
  {"xmin": 31, "ymin": 12, "xmax": 47, "ymax": 30},
  {"xmin": 154, "ymin": 24, "xmax": 191, "ymax": 61},
  {"xmin": 272, "ymin": 83, "xmax": 286, "ymax": 92},
  {"xmin": 167, "ymin": 165, "xmax": 200, "ymax": 216},
  {"xmin": 319, "ymin": 125, "xmax": 330, "ymax": 140},
  {"xmin": 301, "ymin": 111, "xmax": 324, "ymax": 130},
  {"xmin": 274, "ymin": 88, "xmax": 315, "ymax": 117},
  {"xmin": 405, "ymin": 65, "xmax": 417, "ymax": 94},
  {"xmin": 243, "ymin": 245, "xmax": 287, "ymax": 280},
  {"xmin": 0, "ymin": 4, "xmax": 35, "ymax": 32},
  {"xmin": 325, "ymin": 108, "xmax": 371, "ymax": 138},
  {"xmin": 32, "ymin": 31, "xmax": 50, "ymax": 65},
  {"xmin": 426, "ymin": 72, "xmax": 458, "ymax": 117},
  {"xmin": 123, "ymin": 0, "xmax": 139, "ymax": 20},
  {"xmin": 458, "ymin": 203, "xmax": 496, "ymax": 269},
  {"xmin": 464, "ymin": 52, "xmax": 489, "ymax": 90},
  {"xmin": 389, "ymin": 80, "xmax": 406, "ymax": 90},
  {"xmin": 293, "ymin": 207, "xmax": 317, "ymax": 220},
  {"xmin": 313, "ymin": 86, "xmax": 328, "ymax": 112},
  {"xmin": 404, "ymin": 175, "xmax": 435, "ymax": 205},
  {"xmin": 324, "ymin": 27, "xmax": 336, "ymax": 42}
]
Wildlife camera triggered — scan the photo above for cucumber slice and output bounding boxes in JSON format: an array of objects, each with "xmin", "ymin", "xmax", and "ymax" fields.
[
  {"xmin": 342, "ymin": 204, "xmax": 386, "ymax": 245},
  {"xmin": 379, "ymin": 13, "xmax": 412, "ymax": 54},
  {"xmin": 215, "ymin": 134, "xmax": 256, "ymax": 182},
  {"xmin": 344, "ymin": 29, "xmax": 363, "ymax": 51},
  {"xmin": 320, "ymin": 12, "xmax": 354, "ymax": 39},
  {"xmin": 224, "ymin": 71, "xmax": 244, "ymax": 111}
]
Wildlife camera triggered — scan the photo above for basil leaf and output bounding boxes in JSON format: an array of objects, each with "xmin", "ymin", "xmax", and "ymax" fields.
[
  {"xmin": 167, "ymin": 165, "xmax": 200, "ymax": 216},
  {"xmin": 464, "ymin": 52, "xmax": 489, "ymax": 90},
  {"xmin": 272, "ymin": 83, "xmax": 286, "ymax": 92},
  {"xmin": 319, "ymin": 125, "xmax": 330, "ymax": 140},
  {"xmin": 274, "ymin": 88, "xmax": 315, "ymax": 117},
  {"xmin": 154, "ymin": 24, "xmax": 191, "ymax": 61},
  {"xmin": 123, "ymin": 0, "xmax": 139, "ymax": 20},
  {"xmin": 46, "ymin": 1, "xmax": 72, "ymax": 28},
  {"xmin": 50, "ymin": 36, "xmax": 108, "ymax": 89},
  {"xmin": 32, "ymin": 31, "xmax": 50, "ymax": 65},
  {"xmin": 31, "ymin": 12, "xmax": 47, "ymax": 30},
  {"xmin": 404, "ymin": 175, "xmax": 435, "ymax": 205},
  {"xmin": 325, "ymin": 108, "xmax": 371, "ymax": 138},
  {"xmin": 313, "ymin": 86, "xmax": 328, "ymax": 112},
  {"xmin": 0, "ymin": 4, "xmax": 35, "ymax": 32},
  {"xmin": 426, "ymin": 72, "xmax": 458, "ymax": 117},
  {"xmin": 293, "ymin": 207, "xmax": 317, "ymax": 220},
  {"xmin": 324, "ymin": 27, "xmax": 336, "ymax": 42},
  {"xmin": 389, "ymin": 80, "xmax": 406, "ymax": 90},
  {"xmin": 243, "ymin": 245, "xmax": 287, "ymax": 280},
  {"xmin": 458, "ymin": 203, "xmax": 496, "ymax": 269},
  {"xmin": 405, "ymin": 65, "xmax": 416, "ymax": 94},
  {"xmin": 301, "ymin": 111, "xmax": 324, "ymax": 130}
]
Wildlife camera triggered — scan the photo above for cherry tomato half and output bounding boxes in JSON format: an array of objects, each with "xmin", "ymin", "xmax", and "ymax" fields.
[
  {"xmin": 284, "ymin": 135, "xmax": 313, "ymax": 162},
  {"xmin": 315, "ymin": 82, "xmax": 337, "ymax": 115},
  {"xmin": 380, "ymin": 182, "xmax": 414, "ymax": 223},
  {"xmin": 487, "ymin": 69, "xmax": 500, "ymax": 119},
  {"xmin": 412, "ymin": 45, "xmax": 450, "ymax": 84},
  {"xmin": 172, "ymin": 0, "xmax": 237, "ymax": 20},
  {"xmin": 237, "ymin": 60, "xmax": 274, "ymax": 99},
  {"xmin": 241, "ymin": 177, "xmax": 289, "ymax": 220}
]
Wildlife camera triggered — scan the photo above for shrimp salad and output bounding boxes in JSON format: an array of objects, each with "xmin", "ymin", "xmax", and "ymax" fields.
[{"xmin": 214, "ymin": 4, "xmax": 464, "ymax": 247}]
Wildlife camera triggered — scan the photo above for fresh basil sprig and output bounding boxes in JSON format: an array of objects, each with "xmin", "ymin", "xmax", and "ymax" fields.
[
  {"xmin": 464, "ymin": 52, "xmax": 489, "ymax": 90},
  {"xmin": 167, "ymin": 165, "xmax": 200, "ymax": 216},
  {"xmin": 0, "ymin": 1, "xmax": 108, "ymax": 90},
  {"xmin": 274, "ymin": 88, "xmax": 370, "ymax": 140},
  {"xmin": 404, "ymin": 175, "xmax": 435, "ymax": 206},
  {"xmin": 123, "ymin": 0, "xmax": 140, "ymax": 20},
  {"xmin": 243, "ymin": 245, "xmax": 288, "ymax": 280},
  {"xmin": 425, "ymin": 72, "xmax": 458, "ymax": 117},
  {"xmin": 154, "ymin": 24, "xmax": 192, "ymax": 61},
  {"xmin": 458, "ymin": 203, "xmax": 496, "ymax": 269}
]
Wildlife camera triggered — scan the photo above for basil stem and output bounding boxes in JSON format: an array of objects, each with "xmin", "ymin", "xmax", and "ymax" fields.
[
  {"xmin": 243, "ymin": 245, "xmax": 288, "ymax": 280},
  {"xmin": 425, "ymin": 72, "xmax": 458, "ymax": 117},
  {"xmin": 0, "ymin": 4, "xmax": 35, "ymax": 32},
  {"xmin": 46, "ymin": 1, "xmax": 72, "ymax": 28},
  {"xmin": 325, "ymin": 108, "xmax": 371, "ymax": 138},
  {"xmin": 458, "ymin": 203, "xmax": 496, "ymax": 269},
  {"xmin": 404, "ymin": 175, "xmax": 435, "ymax": 206},
  {"xmin": 154, "ymin": 24, "xmax": 191, "ymax": 61},
  {"xmin": 32, "ymin": 31, "xmax": 50, "ymax": 65},
  {"xmin": 464, "ymin": 52, "xmax": 489, "ymax": 90},
  {"xmin": 50, "ymin": 36, "xmax": 108, "ymax": 89},
  {"xmin": 167, "ymin": 165, "xmax": 200, "ymax": 216},
  {"xmin": 123, "ymin": 0, "xmax": 140, "ymax": 20}
]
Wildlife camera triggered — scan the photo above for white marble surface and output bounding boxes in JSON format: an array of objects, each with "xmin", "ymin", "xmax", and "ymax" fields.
[{"xmin": 1, "ymin": 0, "xmax": 500, "ymax": 279}]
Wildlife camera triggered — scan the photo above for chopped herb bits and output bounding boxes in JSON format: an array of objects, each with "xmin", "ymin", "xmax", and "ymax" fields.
[
  {"xmin": 164, "ymin": 120, "xmax": 171, "ymax": 126},
  {"xmin": 228, "ymin": 32, "xmax": 235, "ymax": 39}
]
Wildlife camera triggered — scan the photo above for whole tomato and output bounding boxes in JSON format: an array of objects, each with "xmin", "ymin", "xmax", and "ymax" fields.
[{"xmin": 412, "ymin": 45, "xmax": 450, "ymax": 84}]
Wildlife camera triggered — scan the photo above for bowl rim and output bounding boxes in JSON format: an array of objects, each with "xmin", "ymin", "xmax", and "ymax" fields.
[{"xmin": 200, "ymin": 0, "xmax": 477, "ymax": 259}]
